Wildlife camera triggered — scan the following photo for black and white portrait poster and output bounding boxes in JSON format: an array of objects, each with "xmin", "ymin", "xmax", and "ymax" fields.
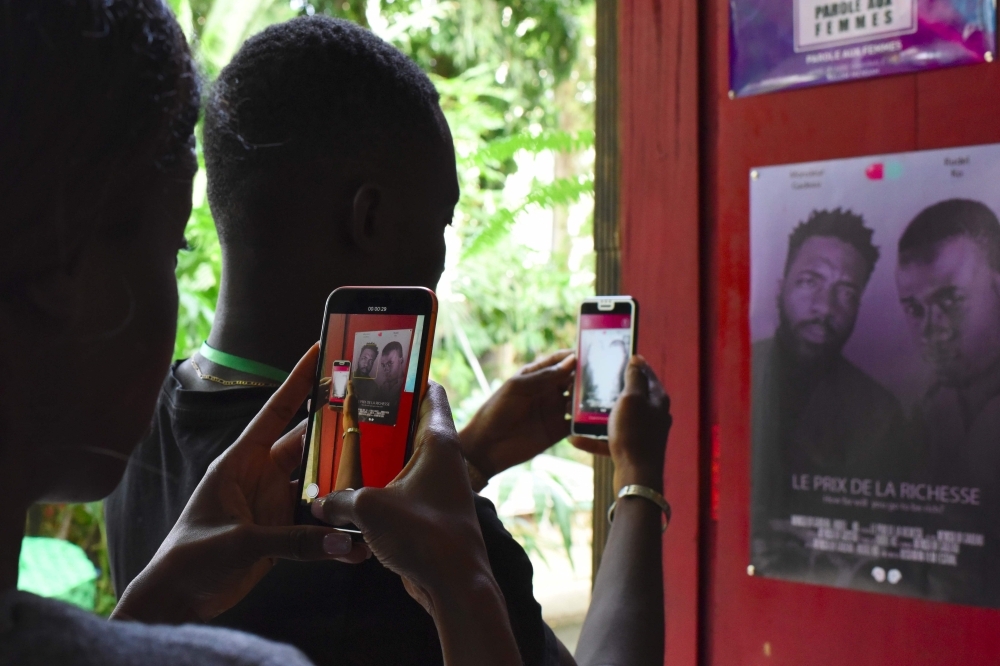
[
  {"xmin": 750, "ymin": 144, "xmax": 1000, "ymax": 608},
  {"xmin": 351, "ymin": 328, "xmax": 412, "ymax": 426}
]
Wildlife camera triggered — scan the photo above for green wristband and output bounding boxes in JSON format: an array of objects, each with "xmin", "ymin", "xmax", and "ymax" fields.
[{"xmin": 198, "ymin": 342, "xmax": 290, "ymax": 383}]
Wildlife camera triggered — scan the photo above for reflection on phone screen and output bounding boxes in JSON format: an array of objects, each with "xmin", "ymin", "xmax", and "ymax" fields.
[
  {"xmin": 573, "ymin": 313, "xmax": 632, "ymax": 426},
  {"xmin": 301, "ymin": 313, "xmax": 425, "ymax": 503}
]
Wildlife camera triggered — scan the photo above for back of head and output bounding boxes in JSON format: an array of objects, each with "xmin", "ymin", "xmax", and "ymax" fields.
[
  {"xmin": 899, "ymin": 199, "xmax": 1000, "ymax": 272},
  {"xmin": 204, "ymin": 16, "xmax": 445, "ymax": 248},
  {"xmin": 0, "ymin": 0, "xmax": 200, "ymax": 290}
]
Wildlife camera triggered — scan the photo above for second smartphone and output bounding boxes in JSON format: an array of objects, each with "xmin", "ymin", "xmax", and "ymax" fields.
[
  {"xmin": 570, "ymin": 296, "xmax": 639, "ymax": 439},
  {"xmin": 296, "ymin": 287, "xmax": 437, "ymax": 525}
]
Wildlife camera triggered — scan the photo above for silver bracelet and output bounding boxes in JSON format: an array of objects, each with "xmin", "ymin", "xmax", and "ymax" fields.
[{"xmin": 607, "ymin": 484, "xmax": 671, "ymax": 533}]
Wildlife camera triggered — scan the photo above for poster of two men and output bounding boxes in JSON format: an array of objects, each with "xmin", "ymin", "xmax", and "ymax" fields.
[{"xmin": 750, "ymin": 143, "xmax": 1000, "ymax": 609}]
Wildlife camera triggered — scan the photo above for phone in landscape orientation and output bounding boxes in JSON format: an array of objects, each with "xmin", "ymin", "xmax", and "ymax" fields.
[
  {"xmin": 296, "ymin": 287, "xmax": 438, "ymax": 527},
  {"xmin": 328, "ymin": 361, "xmax": 351, "ymax": 408},
  {"xmin": 570, "ymin": 296, "xmax": 639, "ymax": 440}
]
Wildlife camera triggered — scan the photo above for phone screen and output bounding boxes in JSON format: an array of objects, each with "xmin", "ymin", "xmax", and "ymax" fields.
[
  {"xmin": 329, "ymin": 361, "xmax": 351, "ymax": 407},
  {"xmin": 572, "ymin": 308, "xmax": 634, "ymax": 431},
  {"xmin": 300, "ymin": 312, "xmax": 428, "ymax": 504}
]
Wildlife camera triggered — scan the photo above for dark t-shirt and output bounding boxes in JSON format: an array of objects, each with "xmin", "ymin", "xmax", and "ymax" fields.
[
  {"xmin": 105, "ymin": 361, "xmax": 558, "ymax": 666},
  {"xmin": 0, "ymin": 590, "xmax": 313, "ymax": 666}
]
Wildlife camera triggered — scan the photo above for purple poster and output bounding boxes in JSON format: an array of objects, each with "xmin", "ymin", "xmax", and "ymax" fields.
[
  {"xmin": 750, "ymin": 143, "xmax": 1000, "ymax": 607},
  {"xmin": 731, "ymin": 0, "xmax": 996, "ymax": 97}
]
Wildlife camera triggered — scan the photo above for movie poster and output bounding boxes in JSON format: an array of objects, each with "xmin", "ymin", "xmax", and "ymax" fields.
[
  {"xmin": 730, "ymin": 0, "xmax": 995, "ymax": 97},
  {"xmin": 750, "ymin": 143, "xmax": 1000, "ymax": 608},
  {"xmin": 351, "ymin": 328, "xmax": 413, "ymax": 426}
]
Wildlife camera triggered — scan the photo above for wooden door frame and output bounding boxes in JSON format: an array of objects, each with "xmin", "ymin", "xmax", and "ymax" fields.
[{"xmin": 600, "ymin": 0, "xmax": 705, "ymax": 664}]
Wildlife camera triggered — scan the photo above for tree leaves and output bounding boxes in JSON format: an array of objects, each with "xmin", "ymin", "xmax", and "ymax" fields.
[{"xmin": 464, "ymin": 172, "xmax": 594, "ymax": 258}]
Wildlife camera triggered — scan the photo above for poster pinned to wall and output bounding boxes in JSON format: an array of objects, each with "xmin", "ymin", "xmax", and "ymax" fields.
[
  {"xmin": 730, "ymin": 0, "xmax": 996, "ymax": 97},
  {"xmin": 750, "ymin": 143, "xmax": 1000, "ymax": 608}
]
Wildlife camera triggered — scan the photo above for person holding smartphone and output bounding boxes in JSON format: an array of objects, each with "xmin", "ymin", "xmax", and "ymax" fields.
[
  {"xmin": 314, "ymin": 352, "xmax": 674, "ymax": 666},
  {"xmin": 0, "ymin": 4, "xmax": 531, "ymax": 662},
  {"xmin": 2, "ymin": 3, "xmax": 670, "ymax": 665},
  {"xmin": 104, "ymin": 15, "xmax": 577, "ymax": 666}
]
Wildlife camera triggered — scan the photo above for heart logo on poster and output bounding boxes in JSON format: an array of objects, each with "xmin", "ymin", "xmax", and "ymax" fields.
[{"xmin": 865, "ymin": 161, "xmax": 903, "ymax": 181}]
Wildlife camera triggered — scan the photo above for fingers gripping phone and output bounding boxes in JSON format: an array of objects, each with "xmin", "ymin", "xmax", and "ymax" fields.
[
  {"xmin": 296, "ymin": 287, "xmax": 438, "ymax": 525},
  {"xmin": 570, "ymin": 296, "xmax": 639, "ymax": 439}
]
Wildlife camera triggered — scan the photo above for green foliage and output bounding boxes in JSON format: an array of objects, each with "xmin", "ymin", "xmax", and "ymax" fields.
[
  {"xmin": 175, "ymin": 154, "xmax": 222, "ymax": 359},
  {"xmin": 464, "ymin": 173, "xmax": 593, "ymax": 257},
  {"xmin": 24, "ymin": 504, "xmax": 116, "ymax": 617},
  {"xmin": 475, "ymin": 128, "xmax": 594, "ymax": 165},
  {"xmin": 498, "ymin": 460, "xmax": 579, "ymax": 566}
]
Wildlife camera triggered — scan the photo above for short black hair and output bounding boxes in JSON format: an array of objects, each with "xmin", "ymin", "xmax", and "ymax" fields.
[
  {"xmin": 899, "ymin": 199, "xmax": 1000, "ymax": 272},
  {"xmin": 381, "ymin": 341, "xmax": 404, "ymax": 358},
  {"xmin": 204, "ymin": 16, "xmax": 444, "ymax": 246},
  {"xmin": 784, "ymin": 208, "xmax": 880, "ymax": 281},
  {"xmin": 1, "ymin": 0, "xmax": 199, "ymax": 285},
  {"xmin": 359, "ymin": 342, "xmax": 379, "ymax": 357}
]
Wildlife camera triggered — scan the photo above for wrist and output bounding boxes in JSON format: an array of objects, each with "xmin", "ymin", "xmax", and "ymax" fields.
[
  {"xmin": 425, "ymin": 564, "xmax": 523, "ymax": 666},
  {"xmin": 466, "ymin": 460, "xmax": 490, "ymax": 493},
  {"xmin": 458, "ymin": 426, "xmax": 497, "ymax": 482},
  {"xmin": 426, "ymin": 566, "xmax": 507, "ymax": 629},
  {"xmin": 114, "ymin": 565, "xmax": 200, "ymax": 625},
  {"xmin": 613, "ymin": 464, "xmax": 663, "ymax": 495}
]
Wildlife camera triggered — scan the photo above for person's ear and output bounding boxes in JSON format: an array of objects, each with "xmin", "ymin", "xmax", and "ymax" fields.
[
  {"xmin": 351, "ymin": 183, "xmax": 383, "ymax": 252},
  {"xmin": 25, "ymin": 270, "xmax": 78, "ymax": 322},
  {"xmin": 0, "ymin": 268, "xmax": 79, "ymax": 373}
]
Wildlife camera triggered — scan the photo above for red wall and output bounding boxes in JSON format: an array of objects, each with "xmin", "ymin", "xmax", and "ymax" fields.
[
  {"xmin": 619, "ymin": 0, "xmax": 701, "ymax": 663},
  {"xmin": 619, "ymin": 0, "xmax": 1000, "ymax": 663}
]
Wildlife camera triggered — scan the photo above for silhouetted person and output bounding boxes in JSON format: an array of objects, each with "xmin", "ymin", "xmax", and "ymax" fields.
[
  {"xmin": 751, "ymin": 209, "xmax": 905, "ymax": 583},
  {"xmin": 0, "ymin": 2, "xmax": 326, "ymax": 664},
  {"xmin": 105, "ymin": 16, "xmax": 568, "ymax": 666}
]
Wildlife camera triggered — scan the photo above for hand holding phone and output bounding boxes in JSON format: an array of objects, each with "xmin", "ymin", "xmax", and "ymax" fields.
[
  {"xmin": 459, "ymin": 350, "xmax": 576, "ymax": 490},
  {"xmin": 310, "ymin": 383, "xmax": 524, "ymax": 666},
  {"xmin": 114, "ymin": 345, "xmax": 370, "ymax": 624},
  {"xmin": 605, "ymin": 355, "xmax": 670, "ymax": 493},
  {"xmin": 296, "ymin": 287, "xmax": 438, "ymax": 525}
]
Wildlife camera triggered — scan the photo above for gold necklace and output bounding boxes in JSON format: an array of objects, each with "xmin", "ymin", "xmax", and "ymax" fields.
[{"xmin": 189, "ymin": 357, "xmax": 279, "ymax": 388}]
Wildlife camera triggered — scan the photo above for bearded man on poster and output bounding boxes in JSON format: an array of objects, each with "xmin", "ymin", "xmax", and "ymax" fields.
[{"xmin": 751, "ymin": 208, "xmax": 907, "ymax": 580}]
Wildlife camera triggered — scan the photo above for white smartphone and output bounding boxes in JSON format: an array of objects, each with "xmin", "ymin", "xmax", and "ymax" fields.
[
  {"xmin": 570, "ymin": 296, "xmax": 639, "ymax": 439},
  {"xmin": 328, "ymin": 360, "xmax": 351, "ymax": 408}
]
